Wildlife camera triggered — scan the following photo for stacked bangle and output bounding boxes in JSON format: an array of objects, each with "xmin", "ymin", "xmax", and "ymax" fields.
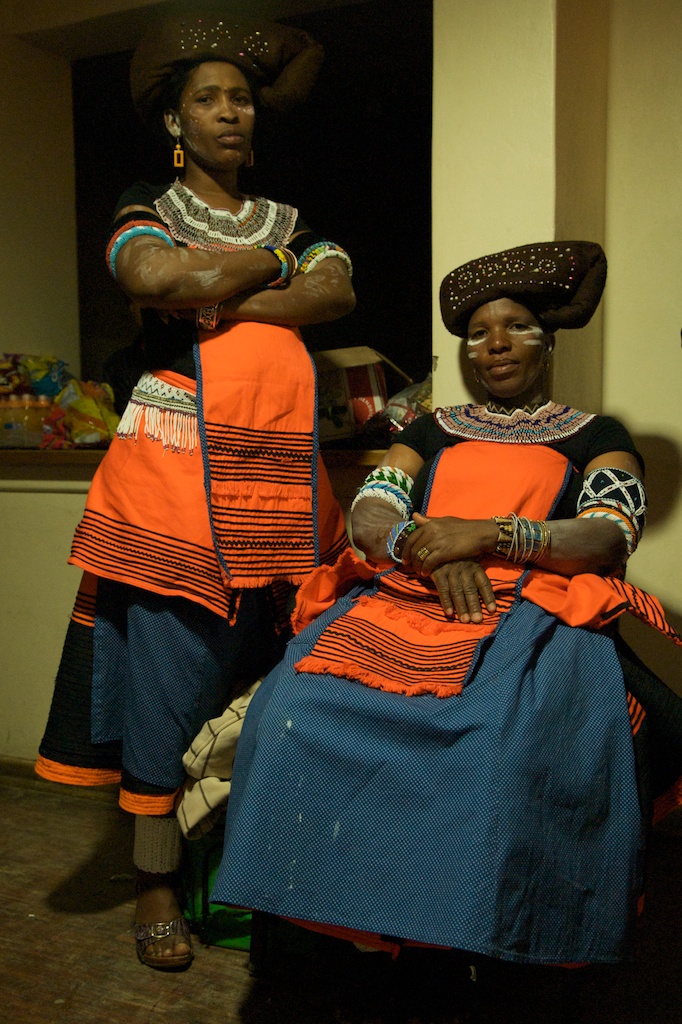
[
  {"xmin": 262, "ymin": 245, "xmax": 298, "ymax": 288},
  {"xmin": 362, "ymin": 466, "xmax": 414, "ymax": 494},
  {"xmin": 297, "ymin": 241, "xmax": 353, "ymax": 276},
  {"xmin": 492, "ymin": 513, "xmax": 551, "ymax": 563},
  {"xmin": 351, "ymin": 466, "xmax": 415, "ymax": 520},
  {"xmin": 350, "ymin": 483, "xmax": 413, "ymax": 519},
  {"xmin": 386, "ymin": 520, "xmax": 417, "ymax": 562}
]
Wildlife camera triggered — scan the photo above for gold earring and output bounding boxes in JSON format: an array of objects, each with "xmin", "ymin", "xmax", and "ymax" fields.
[{"xmin": 173, "ymin": 138, "xmax": 184, "ymax": 169}]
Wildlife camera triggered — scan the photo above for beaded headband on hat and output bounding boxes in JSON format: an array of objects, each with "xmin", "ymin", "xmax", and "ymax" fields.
[
  {"xmin": 440, "ymin": 241, "xmax": 607, "ymax": 337},
  {"xmin": 130, "ymin": 6, "xmax": 324, "ymax": 123}
]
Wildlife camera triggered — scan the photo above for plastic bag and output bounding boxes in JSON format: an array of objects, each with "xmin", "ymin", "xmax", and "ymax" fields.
[
  {"xmin": 52, "ymin": 380, "xmax": 120, "ymax": 447},
  {"xmin": 381, "ymin": 373, "xmax": 432, "ymax": 432},
  {"xmin": 18, "ymin": 354, "xmax": 69, "ymax": 397}
]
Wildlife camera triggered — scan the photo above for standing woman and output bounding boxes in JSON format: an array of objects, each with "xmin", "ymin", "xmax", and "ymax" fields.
[{"xmin": 36, "ymin": 10, "xmax": 354, "ymax": 970}]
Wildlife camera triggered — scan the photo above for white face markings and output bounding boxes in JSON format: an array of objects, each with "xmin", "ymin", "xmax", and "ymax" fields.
[
  {"xmin": 520, "ymin": 325, "xmax": 544, "ymax": 345},
  {"xmin": 466, "ymin": 322, "xmax": 544, "ymax": 357},
  {"xmin": 466, "ymin": 337, "xmax": 484, "ymax": 359}
]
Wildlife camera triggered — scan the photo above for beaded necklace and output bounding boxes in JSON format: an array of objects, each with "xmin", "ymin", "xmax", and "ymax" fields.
[
  {"xmin": 435, "ymin": 401, "xmax": 595, "ymax": 444},
  {"xmin": 485, "ymin": 400, "xmax": 547, "ymax": 417},
  {"xmin": 155, "ymin": 179, "xmax": 298, "ymax": 251}
]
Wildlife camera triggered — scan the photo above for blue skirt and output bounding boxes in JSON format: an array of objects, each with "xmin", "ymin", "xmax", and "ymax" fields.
[{"xmin": 212, "ymin": 591, "xmax": 645, "ymax": 964}]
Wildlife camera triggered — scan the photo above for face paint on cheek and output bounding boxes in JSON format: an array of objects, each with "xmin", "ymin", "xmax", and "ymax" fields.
[
  {"xmin": 520, "ymin": 327, "xmax": 545, "ymax": 346},
  {"xmin": 466, "ymin": 338, "xmax": 485, "ymax": 359}
]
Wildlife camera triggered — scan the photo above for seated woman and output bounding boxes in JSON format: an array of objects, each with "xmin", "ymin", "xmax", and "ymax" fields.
[{"xmin": 210, "ymin": 241, "xmax": 682, "ymax": 979}]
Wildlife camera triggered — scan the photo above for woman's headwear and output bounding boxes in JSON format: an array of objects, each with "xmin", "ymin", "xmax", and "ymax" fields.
[
  {"xmin": 130, "ymin": 6, "xmax": 325, "ymax": 122},
  {"xmin": 440, "ymin": 241, "xmax": 607, "ymax": 337}
]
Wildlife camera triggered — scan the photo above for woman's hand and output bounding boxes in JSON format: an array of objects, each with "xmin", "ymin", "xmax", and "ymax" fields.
[
  {"xmin": 350, "ymin": 496, "xmax": 403, "ymax": 565},
  {"xmin": 402, "ymin": 511, "xmax": 498, "ymax": 575},
  {"xmin": 430, "ymin": 560, "xmax": 496, "ymax": 622}
]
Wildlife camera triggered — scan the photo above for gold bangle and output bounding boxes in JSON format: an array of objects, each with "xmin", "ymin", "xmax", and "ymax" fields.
[
  {"xmin": 493, "ymin": 514, "xmax": 552, "ymax": 562},
  {"xmin": 492, "ymin": 515, "xmax": 514, "ymax": 557}
]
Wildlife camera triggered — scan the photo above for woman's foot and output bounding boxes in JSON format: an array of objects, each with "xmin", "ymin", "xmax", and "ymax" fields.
[{"xmin": 134, "ymin": 870, "xmax": 194, "ymax": 969}]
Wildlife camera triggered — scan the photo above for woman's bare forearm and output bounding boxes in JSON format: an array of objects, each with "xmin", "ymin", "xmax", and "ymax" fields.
[
  {"xmin": 403, "ymin": 513, "xmax": 628, "ymax": 579},
  {"xmin": 219, "ymin": 260, "xmax": 356, "ymax": 326},
  {"xmin": 533, "ymin": 517, "xmax": 628, "ymax": 576},
  {"xmin": 115, "ymin": 237, "xmax": 282, "ymax": 308}
]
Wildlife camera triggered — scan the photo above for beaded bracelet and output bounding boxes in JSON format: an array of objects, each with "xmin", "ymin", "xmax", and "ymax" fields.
[
  {"xmin": 297, "ymin": 241, "xmax": 353, "ymax": 277},
  {"xmin": 262, "ymin": 245, "xmax": 298, "ymax": 288},
  {"xmin": 577, "ymin": 508, "xmax": 638, "ymax": 556},
  {"xmin": 492, "ymin": 513, "xmax": 551, "ymax": 563},
  {"xmin": 350, "ymin": 482, "xmax": 413, "ymax": 519},
  {"xmin": 386, "ymin": 520, "xmax": 417, "ymax": 562},
  {"xmin": 362, "ymin": 465, "xmax": 415, "ymax": 495},
  {"xmin": 196, "ymin": 303, "xmax": 222, "ymax": 331}
]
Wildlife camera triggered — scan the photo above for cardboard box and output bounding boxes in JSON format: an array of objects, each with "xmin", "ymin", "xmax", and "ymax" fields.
[{"xmin": 313, "ymin": 346, "xmax": 389, "ymax": 442}]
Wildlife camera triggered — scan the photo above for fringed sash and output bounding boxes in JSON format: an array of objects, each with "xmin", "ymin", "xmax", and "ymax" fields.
[
  {"xmin": 295, "ymin": 443, "xmax": 570, "ymax": 696},
  {"xmin": 116, "ymin": 370, "xmax": 198, "ymax": 453},
  {"xmin": 197, "ymin": 322, "xmax": 342, "ymax": 588},
  {"xmin": 70, "ymin": 330, "xmax": 347, "ymax": 613},
  {"xmin": 294, "ymin": 442, "xmax": 681, "ymax": 696}
]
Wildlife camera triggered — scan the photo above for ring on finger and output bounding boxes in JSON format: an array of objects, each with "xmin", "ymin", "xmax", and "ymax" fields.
[{"xmin": 417, "ymin": 546, "xmax": 430, "ymax": 560}]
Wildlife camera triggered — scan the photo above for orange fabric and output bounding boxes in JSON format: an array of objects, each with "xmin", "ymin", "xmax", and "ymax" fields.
[
  {"xmin": 294, "ymin": 443, "xmax": 567, "ymax": 696},
  {"xmin": 34, "ymin": 755, "xmax": 121, "ymax": 787},
  {"xmin": 198, "ymin": 322, "xmax": 347, "ymax": 587},
  {"xmin": 652, "ymin": 778, "xmax": 682, "ymax": 825},
  {"xmin": 522, "ymin": 571, "xmax": 682, "ymax": 643},
  {"xmin": 70, "ymin": 335, "xmax": 347, "ymax": 615},
  {"xmin": 295, "ymin": 442, "xmax": 681, "ymax": 695},
  {"xmin": 69, "ymin": 369, "xmax": 231, "ymax": 614},
  {"xmin": 70, "ymin": 571, "xmax": 98, "ymax": 627},
  {"xmin": 286, "ymin": 918, "xmax": 587, "ymax": 966},
  {"xmin": 628, "ymin": 692, "xmax": 646, "ymax": 736},
  {"xmin": 291, "ymin": 546, "xmax": 377, "ymax": 634},
  {"xmin": 118, "ymin": 788, "xmax": 178, "ymax": 815},
  {"xmin": 285, "ymin": 917, "xmax": 448, "ymax": 958},
  {"xmin": 425, "ymin": 440, "xmax": 572, "ymax": 519}
]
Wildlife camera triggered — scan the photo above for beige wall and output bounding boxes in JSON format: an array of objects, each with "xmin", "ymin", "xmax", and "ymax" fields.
[
  {"xmin": 431, "ymin": 0, "xmax": 681, "ymax": 691},
  {"xmin": 602, "ymin": 0, "xmax": 682, "ymax": 682},
  {"xmin": 0, "ymin": 480, "xmax": 90, "ymax": 760},
  {"xmin": 0, "ymin": 30, "xmax": 80, "ymax": 374},
  {"xmin": 432, "ymin": 0, "xmax": 557, "ymax": 406},
  {"xmin": 553, "ymin": 0, "xmax": 609, "ymax": 414},
  {"xmin": 1, "ymin": 0, "xmax": 680, "ymax": 761}
]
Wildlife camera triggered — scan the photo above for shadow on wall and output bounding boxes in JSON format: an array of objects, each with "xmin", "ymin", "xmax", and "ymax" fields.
[
  {"xmin": 624, "ymin": 434, "xmax": 682, "ymax": 695},
  {"xmin": 634, "ymin": 434, "xmax": 682, "ymax": 529}
]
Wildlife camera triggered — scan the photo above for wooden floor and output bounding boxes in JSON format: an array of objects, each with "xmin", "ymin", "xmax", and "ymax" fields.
[{"xmin": 1, "ymin": 759, "xmax": 681, "ymax": 1024}]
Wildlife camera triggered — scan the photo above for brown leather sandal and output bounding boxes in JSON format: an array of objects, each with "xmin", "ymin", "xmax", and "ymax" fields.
[{"xmin": 134, "ymin": 917, "xmax": 194, "ymax": 970}]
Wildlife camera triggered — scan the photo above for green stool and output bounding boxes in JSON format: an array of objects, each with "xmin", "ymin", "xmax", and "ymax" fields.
[{"xmin": 181, "ymin": 823, "xmax": 252, "ymax": 950}]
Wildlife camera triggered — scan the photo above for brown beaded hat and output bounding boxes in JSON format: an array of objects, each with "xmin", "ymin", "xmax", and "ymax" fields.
[
  {"xmin": 440, "ymin": 241, "xmax": 607, "ymax": 337},
  {"xmin": 130, "ymin": 5, "xmax": 325, "ymax": 122}
]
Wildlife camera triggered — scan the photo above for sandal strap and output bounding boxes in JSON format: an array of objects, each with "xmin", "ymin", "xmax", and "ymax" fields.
[{"xmin": 134, "ymin": 916, "xmax": 192, "ymax": 953}]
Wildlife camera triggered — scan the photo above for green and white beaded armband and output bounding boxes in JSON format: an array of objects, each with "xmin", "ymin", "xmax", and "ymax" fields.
[{"xmin": 350, "ymin": 466, "xmax": 415, "ymax": 519}]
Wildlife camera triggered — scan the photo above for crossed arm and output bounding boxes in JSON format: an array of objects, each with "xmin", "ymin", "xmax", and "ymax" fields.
[{"xmin": 113, "ymin": 207, "xmax": 356, "ymax": 326}]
